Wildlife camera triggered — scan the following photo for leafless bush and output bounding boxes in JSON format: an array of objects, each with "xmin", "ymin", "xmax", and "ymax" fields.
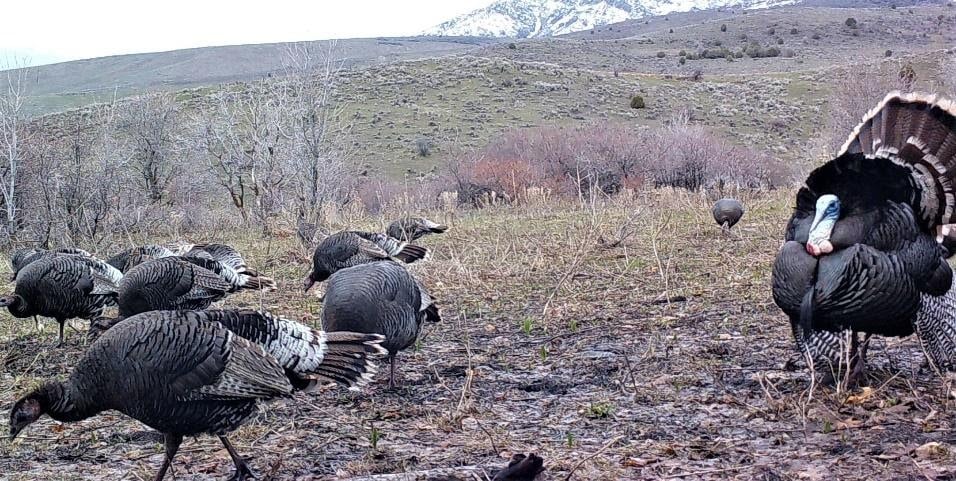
[
  {"xmin": 114, "ymin": 92, "xmax": 187, "ymax": 205},
  {"xmin": 650, "ymin": 114, "xmax": 787, "ymax": 193},
  {"xmin": 942, "ymin": 55, "xmax": 956, "ymax": 96},
  {"xmin": 191, "ymin": 83, "xmax": 292, "ymax": 228},
  {"xmin": 280, "ymin": 41, "xmax": 355, "ymax": 245},
  {"xmin": 0, "ymin": 61, "xmax": 30, "ymax": 242},
  {"xmin": 441, "ymin": 121, "xmax": 785, "ymax": 204}
]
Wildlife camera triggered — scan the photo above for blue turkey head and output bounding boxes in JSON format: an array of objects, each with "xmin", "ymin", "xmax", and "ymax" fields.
[{"xmin": 807, "ymin": 194, "xmax": 840, "ymax": 256}]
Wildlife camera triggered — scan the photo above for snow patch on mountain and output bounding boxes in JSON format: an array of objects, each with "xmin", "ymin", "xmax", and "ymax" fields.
[{"xmin": 425, "ymin": 0, "xmax": 800, "ymax": 38}]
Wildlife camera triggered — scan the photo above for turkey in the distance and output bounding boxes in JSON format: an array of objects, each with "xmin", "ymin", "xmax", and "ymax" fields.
[
  {"xmin": 712, "ymin": 198, "xmax": 744, "ymax": 233},
  {"xmin": 387, "ymin": 216, "xmax": 448, "ymax": 242}
]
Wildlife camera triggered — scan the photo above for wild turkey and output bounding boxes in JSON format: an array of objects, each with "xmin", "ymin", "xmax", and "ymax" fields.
[
  {"xmin": 9, "ymin": 308, "xmax": 386, "ymax": 481},
  {"xmin": 321, "ymin": 261, "xmax": 440, "ymax": 388},
  {"xmin": 9, "ymin": 247, "xmax": 93, "ymax": 281},
  {"xmin": 117, "ymin": 256, "xmax": 271, "ymax": 318},
  {"xmin": 0, "ymin": 255, "xmax": 122, "ymax": 344},
  {"xmin": 175, "ymin": 242, "xmax": 275, "ymax": 289},
  {"xmin": 303, "ymin": 231, "xmax": 430, "ymax": 291},
  {"xmin": 174, "ymin": 243, "xmax": 246, "ymax": 270},
  {"xmin": 387, "ymin": 216, "xmax": 448, "ymax": 242},
  {"xmin": 772, "ymin": 92, "xmax": 956, "ymax": 381},
  {"xmin": 106, "ymin": 244, "xmax": 176, "ymax": 273},
  {"xmin": 712, "ymin": 199, "xmax": 744, "ymax": 233}
]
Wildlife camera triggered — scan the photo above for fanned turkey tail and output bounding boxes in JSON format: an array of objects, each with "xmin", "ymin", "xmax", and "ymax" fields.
[{"xmin": 840, "ymin": 92, "xmax": 956, "ymax": 232}]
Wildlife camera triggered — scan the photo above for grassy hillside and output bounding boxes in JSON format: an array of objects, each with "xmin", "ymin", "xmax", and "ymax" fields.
[
  {"xmin": 14, "ymin": 36, "xmax": 499, "ymax": 117},
  {"xmin": 17, "ymin": 5, "xmax": 954, "ymax": 179}
]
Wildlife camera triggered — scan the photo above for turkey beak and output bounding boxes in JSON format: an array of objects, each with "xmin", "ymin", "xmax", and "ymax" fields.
[{"xmin": 9, "ymin": 424, "xmax": 22, "ymax": 441}]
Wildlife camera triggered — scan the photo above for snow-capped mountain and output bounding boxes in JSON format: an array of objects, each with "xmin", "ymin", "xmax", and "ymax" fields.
[{"xmin": 425, "ymin": 0, "xmax": 799, "ymax": 38}]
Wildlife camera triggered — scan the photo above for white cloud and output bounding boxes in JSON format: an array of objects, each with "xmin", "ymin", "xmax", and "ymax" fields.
[{"xmin": 0, "ymin": 0, "xmax": 494, "ymax": 66}]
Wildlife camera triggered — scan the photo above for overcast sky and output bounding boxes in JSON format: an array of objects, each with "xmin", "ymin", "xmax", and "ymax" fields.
[{"xmin": 1, "ymin": 0, "xmax": 494, "ymax": 67}]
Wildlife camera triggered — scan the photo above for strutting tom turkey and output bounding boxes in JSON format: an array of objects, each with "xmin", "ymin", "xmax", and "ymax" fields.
[{"xmin": 771, "ymin": 92, "xmax": 956, "ymax": 381}]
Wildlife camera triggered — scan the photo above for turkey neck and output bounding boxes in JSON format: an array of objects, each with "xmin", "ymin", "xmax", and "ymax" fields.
[{"xmin": 36, "ymin": 381, "xmax": 100, "ymax": 422}]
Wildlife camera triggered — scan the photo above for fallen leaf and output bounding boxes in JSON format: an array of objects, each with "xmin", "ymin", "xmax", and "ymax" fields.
[
  {"xmin": 914, "ymin": 442, "xmax": 949, "ymax": 460},
  {"xmin": 845, "ymin": 387, "xmax": 875, "ymax": 405}
]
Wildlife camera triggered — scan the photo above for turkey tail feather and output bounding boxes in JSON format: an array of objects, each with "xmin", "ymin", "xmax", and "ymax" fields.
[
  {"xmin": 395, "ymin": 244, "xmax": 429, "ymax": 263},
  {"xmin": 840, "ymin": 92, "xmax": 956, "ymax": 227},
  {"xmin": 311, "ymin": 331, "xmax": 387, "ymax": 390},
  {"xmin": 239, "ymin": 273, "xmax": 277, "ymax": 292}
]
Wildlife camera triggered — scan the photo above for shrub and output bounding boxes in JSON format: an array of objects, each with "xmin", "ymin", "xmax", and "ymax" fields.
[
  {"xmin": 678, "ymin": 49, "xmax": 687, "ymax": 56},
  {"xmin": 441, "ymin": 122, "xmax": 786, "ymax": 200},
  {"xmin": 790, "ymin": 27, "xmax": 799, "ymax": 35},
  {"xmin": 776, "ymin": 37, "xmax": 784, "ymax": 45},
  {"xmin": 415, "ymin": 138, "xmax": 432, "ymax": 157},
  {"xmin": 720, "ymin": 23, "xmax": 727, "ymax": 32},
  {"xmin": 630, "ymin": 95, "xmax": 646, "ymax": 109},
  {"xmin": 507, "ymin": 42, "xmax": 517, "ymax": 50},
  {"xmin": 899, "ymin": 63, "xmax": 917, "ymax": 89},
  {"xmin": 656, "ymin": 51, "xmax": 666, "ymax": 58},
  {"xmin": 845, "ymin": 17, "xmax": 858, "ymax": 28},
  {"xmin": 650, "ymin": 116, "xmax": 787, "ymax": 191},
  {"xmin": 679, "ymin": 56, "xmax": 686, "ymax": 65},
  {"xmin": 884, "ymin": 49, "xmax": 893, "ymax": 57},
  {"xmin": 767, "ymin": 28, "xmax": 775, "ymax": 35},
  {"xmin": 812, "ymin": 33, "xmax": 821, "ymax": 40}
]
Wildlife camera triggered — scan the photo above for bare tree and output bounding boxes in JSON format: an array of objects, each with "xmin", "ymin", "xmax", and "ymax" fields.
[
  {"xmin": 281, "ymin": 41, "xmax": 354, "ymax": 244},
  {"xmin": 193, "ymin": 83, "xmax": 292, "ymax": 227},
  {"xmin": 115, "ymin": 92, "xmax": 184, "ymax": 204},
  {"xmin": 0, "ymin": 61, "xmax": 30, "ymax": 241}
]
